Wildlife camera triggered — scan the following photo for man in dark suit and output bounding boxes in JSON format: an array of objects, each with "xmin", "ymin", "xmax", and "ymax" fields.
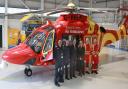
[
  {"xmin": 69, "ymin": 39, "xmax": 77, "ymax": 79},
  {"xmin": 62, "ymin": 40, "xmax": 70, "ymax": 80},
  {"xmin": 54, "ymin": 40, "xmax": 64, "ymax": 87}
]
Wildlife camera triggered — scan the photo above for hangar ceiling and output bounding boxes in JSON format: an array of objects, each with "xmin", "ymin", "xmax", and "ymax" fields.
[
  {"xmin": 0, "ymin": 0, "xmax": 127, "ymax": 20},
  {"xmin": 0, "ymin": 0, "xmax": 126, "ymax": 10}
]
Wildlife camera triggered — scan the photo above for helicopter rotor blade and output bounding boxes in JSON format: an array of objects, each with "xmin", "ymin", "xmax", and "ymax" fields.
[
  {"xmin": 5, "ymin": 9, "xmax": 45, "ymax": 16},
  {"xmin": 46, "ymin": 10, "xmax": 65, "ymax": 16},
  {"xmin": 78, "ymin": 7, "xmax": 118, "ymax": 13},
  {"xmin": 118, "ymin": 8, "xmax": 128, "ymax": 12},
  {"xmin": 4, "ymin": 0, "xmax": 75, "ymax": 16},
  {"xmin": 4, "ymin": 9, "xmax": 59, "ymax": 16}
]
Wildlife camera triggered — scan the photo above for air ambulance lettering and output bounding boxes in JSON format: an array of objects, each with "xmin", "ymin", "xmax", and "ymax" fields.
[
  {"xmin": 65, "ymin": 30, "xmax": 84, "ymax": 34},
  {"xmin": 65, "ymin": 30, "xmax": 69, "ymax": 33},
  {"xmin": 68, "ymin": 26, "xmax": 81, "ymax": 29},
  {"xmin": 64, "ymin": 14, "xmax": 84, "ymax": 21},
  {"xmin": 69, "ymin": 30, "xmax": 84, "ymax": 34}
]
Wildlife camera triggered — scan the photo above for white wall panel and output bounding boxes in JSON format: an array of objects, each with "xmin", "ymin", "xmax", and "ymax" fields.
[
  {"xmin": 79, "ymin": 2, "xmax": 89, "ymax": 7},
  {"xmin": 0, "ymin": 19, "xmax": 22, "ymax": 30},
  {"xmin": 8, "ymin": 19, "xmax": 22, "ymax": 30},
  {"xmin": 93, "ymin": 1, "xmax": 120, "ymax": 8},
  {"xmin": 92, "ymin": 12, "xmax": 115, "ymax": 23},
  {"xmin": 0, "ymin": 19, "xmax": 4, "ymax": 26},
  {"xmin": 7, "ymin": 0, "xmax": 40, "ymax": 9}
]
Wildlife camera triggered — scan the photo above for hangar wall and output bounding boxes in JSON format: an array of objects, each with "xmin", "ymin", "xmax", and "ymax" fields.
[
  {"xmin": 0, "ymin": 0, "xmax": 127, "ymax": 49},
  {"xmin": 0, "ymin": 19, "xmax": 22, "ymax": 48},
  {"xmin": 0, "ymin": 19, "xmax": 22, "ymax": 29},
  {"xmin": 93, "ymin": 1, "xmax": 120, "ymax": 8}
]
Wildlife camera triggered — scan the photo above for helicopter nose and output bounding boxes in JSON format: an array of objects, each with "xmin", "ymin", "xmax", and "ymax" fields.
[{"xmin": 0, "ymin": 59, "xmax": 8, "ymax": 69}]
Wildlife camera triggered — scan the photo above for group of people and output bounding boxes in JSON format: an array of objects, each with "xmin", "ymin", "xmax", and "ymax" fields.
[
  {"xmin": 53, "ymin": 39, "xmax": 86, "ymax": 87},
  {"xmin": 53, "ymin": 37, "xmax": 99, "ymax": 87}
]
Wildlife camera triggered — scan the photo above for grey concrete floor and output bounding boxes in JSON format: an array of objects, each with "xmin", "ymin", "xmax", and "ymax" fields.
[{"xmin": 0, "ymin": 47, "xmax": 128, "ymax": 89}]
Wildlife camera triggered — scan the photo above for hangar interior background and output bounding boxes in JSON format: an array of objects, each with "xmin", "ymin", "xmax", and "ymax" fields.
[
  {"xmin": 0, "ymin": 0, "xmax": 128, "ymax": 89},
  {"xmin": 0, "ymin": 0, "xmax": 128, "ymax": 49}
]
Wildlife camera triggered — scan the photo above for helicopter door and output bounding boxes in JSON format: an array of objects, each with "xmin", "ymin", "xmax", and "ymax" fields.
[{"xmin": 43, "ymin": 30, "xmax": 55, "ymax": 61}]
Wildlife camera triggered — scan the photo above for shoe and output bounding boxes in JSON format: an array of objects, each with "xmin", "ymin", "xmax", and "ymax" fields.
[
  {"xmin": 70, "ymin": 76, "xmax": 72, "ymax": 79},
  {"xmin": 94, "ymin": 71, "xmax": 98, "ymax": 74},
  {"xmin": 79, "ymin": 74, "xmax": 82, "ymax": 77},
  {"xmin": 82, "ymin": 73, "xmax": 85, "ymax": 75},
  {"xmin": 73, "ymin": 75, "xmax": 77, "ymax": 78},
  {"xmin": 86, "ymin": 71, "xmax": 90, "ymax": 74},
  {"xmin": 55, "ymin": 83, "xmax": 60, "ymax": 87},
  {"xmin": 65, "ymin": 77, "xmax": 70, "ymax": 80},
  {"xmin": 91, "ymin": 71, "xmax": 94, "ymax": 74}
]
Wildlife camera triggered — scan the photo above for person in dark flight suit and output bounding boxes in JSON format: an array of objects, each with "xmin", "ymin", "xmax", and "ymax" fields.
[
  {"xmin": 53, "ymin": 40, "xmax": 64, "ymax": 87},
  {"xmin": 62, "ymin": 40, "xmax": 70, "ymax": 80},
  {"xmin": 69, "ymin": 40, "xmax": 77, "ymax": 79},
  {"xmin": 77, "ymin": 41, "xmax": 85, "ymax": 77}
]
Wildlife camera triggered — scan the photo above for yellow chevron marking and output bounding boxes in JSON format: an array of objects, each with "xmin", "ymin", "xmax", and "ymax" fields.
[{"xmin": 87, "ymin": 17, "xmax": 95, "ymax": 34}]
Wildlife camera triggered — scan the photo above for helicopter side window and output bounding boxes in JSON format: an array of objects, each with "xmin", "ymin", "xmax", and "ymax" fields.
[{"xmin": 44, "ymin": 31, "xmax": 54, "ymax": 53}]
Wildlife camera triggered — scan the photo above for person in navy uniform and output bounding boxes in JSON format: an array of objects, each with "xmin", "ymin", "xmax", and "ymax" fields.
[
  {"xmin": 77, "ymin": 41, "xmax": 85, "ymax": 76},
  {"xmin": 62, "ymin": 40, "xmax": 70, "ymax": 80},
  {"xmin": 53, "ymin": 40, "xmax": 64, "ymax": 87},
  {"xmin": 69, "ymin": 39, "xmax": 77, "ymax": 79}
]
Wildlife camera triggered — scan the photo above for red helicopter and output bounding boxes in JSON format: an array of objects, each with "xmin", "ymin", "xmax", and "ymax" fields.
[{"xmin": 0, "ymin": 1, "xmax": 128, "ymax": 76}]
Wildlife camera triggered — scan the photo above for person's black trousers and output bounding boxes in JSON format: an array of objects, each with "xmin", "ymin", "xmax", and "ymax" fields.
[
  {"xmin": 65, "ymin": 64, "xmax": 69, "ymax": 79},
  {"xmin": 78, "ymin": 60, "xmax": 85, "ymax": 76},
  {"xmin": 59, "ymin": 68, "xmax": 64, "ymax": 82},
  {"xmin": 54, "ymin": 68, "xmax": 60, "ymax": 85}
]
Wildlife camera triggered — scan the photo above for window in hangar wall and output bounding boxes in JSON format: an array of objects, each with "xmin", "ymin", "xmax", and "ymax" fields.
[{"xmin": 0, "ymin": 25, "xmax": 2, "ymax": 48}]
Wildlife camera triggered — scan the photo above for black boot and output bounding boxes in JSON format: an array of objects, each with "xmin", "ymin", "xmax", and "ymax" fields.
[
  {"xmin": 65, "ymin": 76, "xmax": 70, "ymax": 80},
  {"xmin": 82, "ymin": 72, "xmax": 85, "ymax": 75},
  {"xmin": 78, "ymin": 73, "xmax": 82, "ymax": 77},
  {"xmin": 55, "ymin": 83, "xmax": 60, "ymax": 87},
  {"xmin": 94, "ymin": 71, "xmax": 98, "ymax": 74},
  {"xmin": 73, "ymin": 75, "xmax": 77, "ymax": 78},
  {"xmin": 59, "ymin": 78, "xmax": 64, "ymax": 83},
  {"xmin": 86, "ymin": 71, "xmax": 90, "ymax": 74},
  {"xmin": 91, "ymin": 71, "xmax": 94, "ymax": 74}
]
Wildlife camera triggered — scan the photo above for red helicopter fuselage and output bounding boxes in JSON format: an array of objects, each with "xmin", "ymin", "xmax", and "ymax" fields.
[
  {"xmin": 2, "ymin": 14, "xmax": 94, "ymax": 66},
  {"xmin": 2, "ymin": 14, "xmax": 128, "ymax": 67}
]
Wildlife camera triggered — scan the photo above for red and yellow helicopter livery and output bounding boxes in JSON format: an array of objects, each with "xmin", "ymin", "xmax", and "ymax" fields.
[{"xmin": 0, "ymin": 1, "xmax": 128, "ymax": 76}]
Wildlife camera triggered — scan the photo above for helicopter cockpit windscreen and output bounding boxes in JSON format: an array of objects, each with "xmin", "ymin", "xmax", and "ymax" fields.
[
  {"xmin": 43, "ymin": 30, "xmax": 55, "ymax": 60},
  {"xmin": 26, "ymin": 32, "xmax": 46, "ymax": 53}
]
